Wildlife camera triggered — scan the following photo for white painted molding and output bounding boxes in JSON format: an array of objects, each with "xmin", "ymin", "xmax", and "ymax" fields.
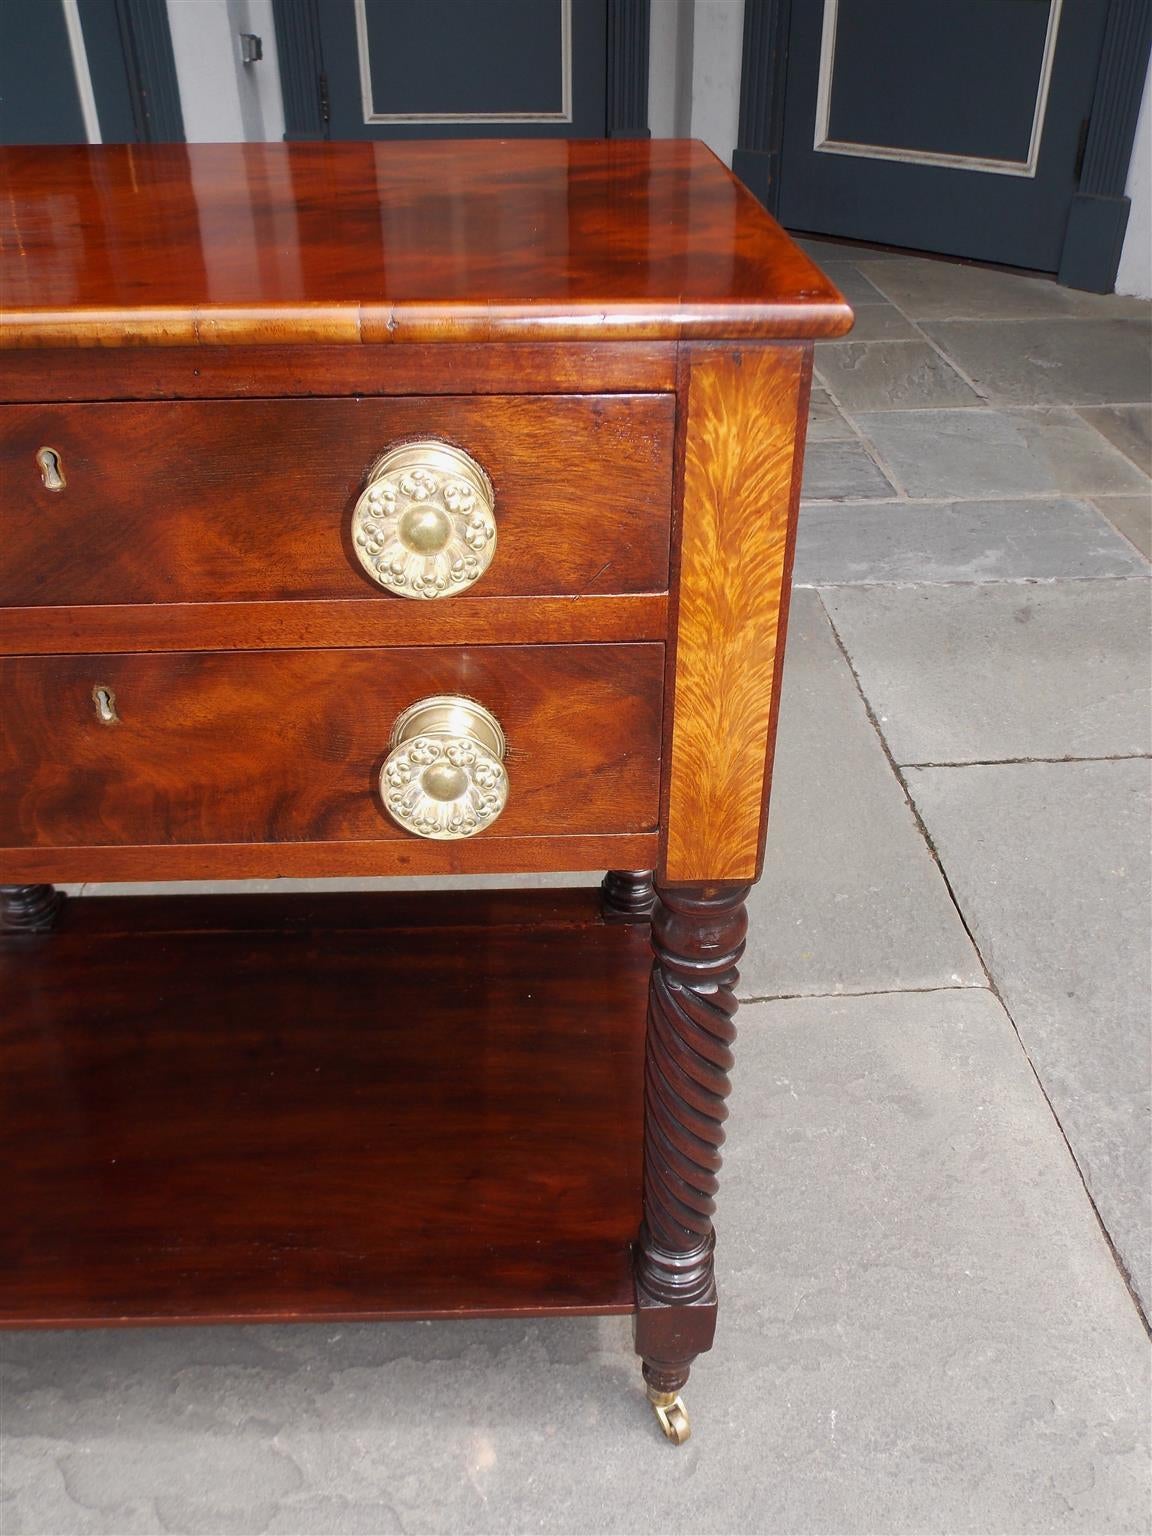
[
  {"xmin": 61, "ymin": 0, "xmax": 102, "ymax": 143},
  {"xmin": 1117, "ymin": 60, "xmax": 1151, "ymax": 297}
]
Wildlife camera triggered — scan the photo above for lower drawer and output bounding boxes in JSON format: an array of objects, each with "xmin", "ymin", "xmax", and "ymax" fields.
[{"xmin": 0, "ymin": 645, "xmax": 662, "ymax": 850}]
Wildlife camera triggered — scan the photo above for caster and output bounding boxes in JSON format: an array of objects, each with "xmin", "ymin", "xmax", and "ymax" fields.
[{"xmin": 647, "ymin": 1385, "xmax": 691, "ymax": 1445}]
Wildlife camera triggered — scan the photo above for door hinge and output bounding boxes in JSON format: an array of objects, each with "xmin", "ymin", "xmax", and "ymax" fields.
[
  {"xmin": 1074, "ymin": 117, "xmax": 1090, "ymax": 181},
  {"xmin": 318, "ymin": 71, "xmax": 331, "ymax": 127}
]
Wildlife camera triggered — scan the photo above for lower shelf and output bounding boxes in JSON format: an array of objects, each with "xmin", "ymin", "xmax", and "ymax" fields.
[{"xmin": 0, "ymin": 889, "xmax": 650, "ymax": 1327}]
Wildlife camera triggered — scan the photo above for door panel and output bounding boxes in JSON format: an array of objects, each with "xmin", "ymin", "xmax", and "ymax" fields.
[
  {"xmin": 0, "ymin": 0, "xmax": 90, "ymax": 144},
  {"xmin": 318, "ymin": 0, "xmax": 608, "ymax": 140},
  {"xmin": 825, "ymin": 0, "xmax": 1054, "ymax": 165},
  {"xmin": 778, "ymin": 0, "xmax": 1111, "ymax": 271}
]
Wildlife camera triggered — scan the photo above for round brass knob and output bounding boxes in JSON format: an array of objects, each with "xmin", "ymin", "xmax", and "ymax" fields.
[
  {"xmin": 351, "ymin": 441, "xmax": 496, "ymax": 599},
  {"xmin": 380, "ymin": 695, "xmax": 508, "ymax": 840}
]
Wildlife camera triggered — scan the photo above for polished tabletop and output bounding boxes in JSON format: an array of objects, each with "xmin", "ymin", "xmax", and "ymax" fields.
[{"xmin": 0, "ymin": 139, "xmax": 851, "ymax": 348}]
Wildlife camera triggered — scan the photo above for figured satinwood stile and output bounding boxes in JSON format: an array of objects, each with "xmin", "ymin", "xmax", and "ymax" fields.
[
  {"xmin": 663, "ymin": 344, "xmax": 812, "ymax": 885},
  {"xmin": 631, "ymin": 339, "xmax": 815, "ymax": 1418}
]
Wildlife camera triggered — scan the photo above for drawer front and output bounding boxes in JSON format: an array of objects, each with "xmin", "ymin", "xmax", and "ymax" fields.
[
  {"xmin": 0, "ymin": 645, "xmax": 662, "ymax": 849},
  {"xmin": 0, "ymin": 396, "xmax": 674, "ymax": 606}
]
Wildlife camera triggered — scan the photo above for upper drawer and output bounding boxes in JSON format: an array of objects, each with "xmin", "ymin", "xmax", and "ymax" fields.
[{"xmin": 0, "ymin": 395, "xmax": 674, "ymax": 607}]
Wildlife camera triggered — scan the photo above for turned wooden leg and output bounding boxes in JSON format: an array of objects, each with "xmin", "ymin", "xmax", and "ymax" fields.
[
  {"xmin": 633, "ymin": 882, "xmax": 749, "ymax": 1443},
  {"xmin": 600, "ymin": 869, "xmax": 656, "ymax": 922},
  {"xmin": 0, "ymin": 884, "xmax": 66, "ymax": 933}
]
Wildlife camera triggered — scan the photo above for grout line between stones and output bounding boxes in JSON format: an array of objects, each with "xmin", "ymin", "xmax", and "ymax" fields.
[
  {"xmin": 737, "ymin": 983, "xmax": 987, "ymax": 1005},
  {"xmin": 910, "ymin": 315, "xmax": 1152, "ymax": 330},
  {"xmin": 905, "ymin": 316, "xmax": 990, "ymax": 400},
  {"xmin": 815, "ymin": 588, "xmax": 1152, "ymax": 1336},
  {"xmin": 1089, "ymin": 498, "xmax": 1152, "ymax": 564},
  {"xmin": 811, "ymin": 380, "xmax": 914, "ymax": 500},
  {"xmin": 902, "ymin": 753, "xmax": 1152, "ymax": 769},
  {"xmin": 799, "ymin": 490, "xmax": 1152, "ymax": 506},
  {"xmin": 797, "ymin": 576, "xmax": 1150, "ymax": 592}
]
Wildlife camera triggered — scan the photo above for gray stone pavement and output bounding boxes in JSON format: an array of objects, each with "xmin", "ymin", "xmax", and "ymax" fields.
[
  {"xmin": 5, "ymin": 250, "xmax": 1151, "ymax": 1534},
  {"xmin": 907, "ymin": 760, "xmax": 1152, "ymax": 1315}
]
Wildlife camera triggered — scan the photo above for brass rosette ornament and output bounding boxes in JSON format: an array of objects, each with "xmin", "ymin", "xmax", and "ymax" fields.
[
  {"xmin": 380, "ymin": 696, "xmax": 508, "ymax": 840},
  {"xmin": 352, "ymin": 441, "xmax": 496, "ymax": 598}
]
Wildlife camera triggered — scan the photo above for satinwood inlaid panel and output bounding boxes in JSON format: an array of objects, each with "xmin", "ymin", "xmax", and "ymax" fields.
[
  {"xmin": 663, "ymin": 345, "xmax": 811, "ymax": 884},
  {"xmin": 0, "ymin": 395, "xmax": 674, "ymax": 606},
  {"xmin": 0, "ymin": 645, "xmax": 663, "ymax": 850}
]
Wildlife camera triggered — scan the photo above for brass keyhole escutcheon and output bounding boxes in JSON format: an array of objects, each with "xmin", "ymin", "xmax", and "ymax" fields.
[
  {"xmin": 36, "ymin": 447, "xmax": 66, "ymax": 491},
  {"xmin": 351, "ymin": 441, "xmax": 496, "ymax": 599},
  {"xmin": 379, "ymin": 695, "xmax": 508, "ymax": 840}
]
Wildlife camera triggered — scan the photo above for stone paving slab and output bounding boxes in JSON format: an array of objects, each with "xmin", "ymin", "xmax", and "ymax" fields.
[
  {"xmin": 741, "ymin": 592, "xmax": 981, "ymax": 998},
  {"xmin": 793, "ymin": 497, "xmax": 1149, "ymax": 586},
  {"xmin": 816, "ymin": 260, "xmax": 890, "ymax": 306},
  {"xmin": 819, "ymin": 303, "xmax": 920, "ymax": 343},
  {"xmin": 822, "ymin": 579, "xmax": 1152, "ymax": 764},
  {"xmin": 1093, "ymin": 495, "xmax": 1152, "ymax": 559},
  {"xmin": 3, "ymin": 990, "xmax": 1147, "ymax": 1536},
  {"xmin": 721, "ymin": 988, "xmax": 1151, "ymax": 1535},
  {"xmin": 861, "ymin": 256, "xmax": 1152, "ymax": 321},
  {"xmin": 906, "ymin": 760, "xmax": 1152, "ymax": 1317},
  {"xmin": 922, "ymin": 318, "xmax": 1152, "ymax": 406},
  {"xmin": 807, "ymin": 386, "xmax": 855, "ymax": 441},
  {"xmin": 802, "ymin": 438, "xmax": 896, "ymax": 500},
  {"xmin": 851, "ymin": 407, "xmax": 1151, "ymax": 499},
  {"xmin": 1078, "ymin": 404, "xmax": 1152, "ymax": 474},
  {"xmin": 817, "ymin": 340, "xmax": 981, "ymax": 411}
]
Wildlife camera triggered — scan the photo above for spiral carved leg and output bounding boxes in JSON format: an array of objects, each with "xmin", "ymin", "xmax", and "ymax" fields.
[
  {"xmin": 1, "ymin": 884, "xmax": 66, "ymax": 933},
  {"xmin": 600, "ymin": 869, "xmax": 656, "ymax": 922},
  {"xmin": 633, "ymin": 883, "xmax": 749, "ymax": 1439}
]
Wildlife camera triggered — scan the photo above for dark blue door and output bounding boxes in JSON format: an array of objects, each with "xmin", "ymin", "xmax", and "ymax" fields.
[{"xmin": 778, "ymin": 0, "xmax": 1112, "ymax": 271}]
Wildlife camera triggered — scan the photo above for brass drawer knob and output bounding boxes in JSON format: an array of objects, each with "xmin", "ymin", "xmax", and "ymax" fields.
[
  {"xmin": 351, "ymin": 441, "xmax": 496, "ymax": 599},
  {"xmin": 380, "ymin": 695, "xmax": 508, "ymax": 839}
]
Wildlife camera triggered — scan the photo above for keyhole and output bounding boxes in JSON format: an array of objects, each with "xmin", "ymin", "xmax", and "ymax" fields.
[
  {"xmin": 92, "ymin": 685, "xmax": 119, "ymax": 725},
  {"xmin": 36, "ymin": 447, "xmax": 65, "ymax": 491}
]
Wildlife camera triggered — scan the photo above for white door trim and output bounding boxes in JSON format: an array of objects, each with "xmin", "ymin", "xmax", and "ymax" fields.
[{"xmin": 61, "ymin": 0, "xmax": 102, "ymax": 143}]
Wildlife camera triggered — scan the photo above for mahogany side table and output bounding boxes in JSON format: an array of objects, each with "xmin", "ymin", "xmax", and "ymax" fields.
[{"xmin": 0, "ymin": 140, "xmax": 851, "ymax": 1443}]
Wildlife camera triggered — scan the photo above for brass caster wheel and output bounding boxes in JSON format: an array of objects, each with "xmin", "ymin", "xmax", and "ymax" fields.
[{"xmin": 647, "ymin": 1387, "xmax": 691, "ymax": 1445}]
